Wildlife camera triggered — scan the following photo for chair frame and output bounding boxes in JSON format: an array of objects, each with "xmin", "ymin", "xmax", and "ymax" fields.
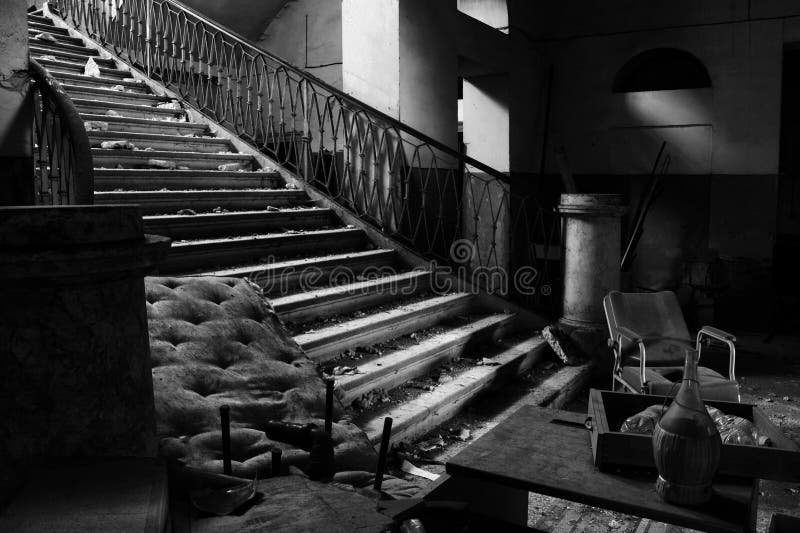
[{"xmin": 605, "ymin": 303, "xmax": 737, "ymax": 395}]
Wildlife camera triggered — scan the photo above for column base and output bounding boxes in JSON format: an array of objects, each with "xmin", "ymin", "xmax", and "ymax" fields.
[{"xmin": 556, "ymin": 319, "xmax": 612, "ymax": 373}]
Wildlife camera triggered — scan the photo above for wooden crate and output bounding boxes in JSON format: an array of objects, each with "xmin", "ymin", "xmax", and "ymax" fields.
[{"xmin": 588, "ymin": 388, "xmax": 800, "ymax": 481}]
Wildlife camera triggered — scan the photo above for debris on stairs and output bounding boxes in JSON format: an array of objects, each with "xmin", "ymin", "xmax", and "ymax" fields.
[{"xmin": 28, "ymin": 8, "xmax": 575, "ymax": 460}]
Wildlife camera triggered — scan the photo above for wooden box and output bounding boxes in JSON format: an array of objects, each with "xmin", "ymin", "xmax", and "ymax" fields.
[{"xmin": 588, "ymin": 389, "xmax": 800, "ymax": 481}]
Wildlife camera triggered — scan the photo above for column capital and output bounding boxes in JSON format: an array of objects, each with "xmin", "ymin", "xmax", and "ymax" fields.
[{"xmin": 557, "ymin": 193, "xmax": 627, "ymax": 218}]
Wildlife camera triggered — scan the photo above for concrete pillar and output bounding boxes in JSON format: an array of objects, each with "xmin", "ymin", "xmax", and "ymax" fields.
[
  {"xmin": 0, "ymin": 206, "xmax": 171, "ymax": 502},
  {"xmin": 557, "ymin": 194, "xmax": 626, "ymax": 360},
  {"xmin": 0, "ymin": 1, "xmax": 33, "ymax": 205}
]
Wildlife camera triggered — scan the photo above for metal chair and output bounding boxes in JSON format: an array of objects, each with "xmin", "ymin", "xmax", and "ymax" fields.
[{"xmin": 603, "ymin": 290, "xmax": 739, "ymax": 402}]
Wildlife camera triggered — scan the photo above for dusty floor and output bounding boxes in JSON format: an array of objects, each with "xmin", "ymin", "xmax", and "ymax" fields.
[{"xmin": 393, "ymin": 333, "xmax": 800, "ymax": 532}]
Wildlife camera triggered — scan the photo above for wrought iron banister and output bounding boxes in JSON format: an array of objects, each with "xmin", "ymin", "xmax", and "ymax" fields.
[
  {"xmin": 29, "ymin": 58, "xmax": 94, "ymax": 205},
  {"xmin": 49, "ymin": 0, "xmax": 560, "ymax": 313}
]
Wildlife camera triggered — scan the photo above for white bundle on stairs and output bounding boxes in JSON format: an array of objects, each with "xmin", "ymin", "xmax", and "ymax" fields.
[{"xmin": 83, "ymin": 57, "xmax": 102, "ymax": 78}]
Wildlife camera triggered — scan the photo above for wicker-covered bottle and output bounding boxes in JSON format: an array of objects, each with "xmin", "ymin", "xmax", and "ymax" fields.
[{"xmin": 652, "ymin": 348, "xmax": 721, "ymax": 505}]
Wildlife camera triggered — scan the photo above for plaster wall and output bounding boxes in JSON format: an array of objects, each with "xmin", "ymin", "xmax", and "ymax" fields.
[
  {"xmin": 256, "ymin": 0, "xmax": 343, "ymax": 89},
  {"xmin": 342, "ymin": 0, "xmax": 400, "ymax": 118},
  {"xmin": 0, "ymin": 0, "xmax": 32, "ymax": 204},
  {"xmin": 180, "ymin": 0, "xmax": 287, "ymax": 41}
]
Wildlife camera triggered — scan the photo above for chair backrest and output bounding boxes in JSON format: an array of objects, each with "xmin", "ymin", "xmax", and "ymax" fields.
[{"xmin": 603, "ymin": 290, "xmax": 691, "ymax": 342}]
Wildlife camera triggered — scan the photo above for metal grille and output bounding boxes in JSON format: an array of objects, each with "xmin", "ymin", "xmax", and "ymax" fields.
[
  {"xmin": 30, "ymin": 58, "xmax": 94, "ymax": 205},
  {"xmin": 51, "ymin": 0, "xmax": 560, "ymax": 312}
]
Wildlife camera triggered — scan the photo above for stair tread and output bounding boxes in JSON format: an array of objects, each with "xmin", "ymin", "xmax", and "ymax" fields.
[
  {"xmin": 272, "ymin": 270, "xmax": 430, "ymax": 310},
  {"xmin": 29, "ymin": 21, "xmax": 69, "ymax": 34},
  {"xmin": 295, "ymin": 293, "xmax": 474, "ymax": 349},
  {"xmin": 95, "ymin": 188, "xmax": 301, "ymax": 196},
  {"xmin": 200, "ymin": 249, "xmax": 397, "ymax": 278},
  {"xmin": 94, "ymin": 168, "xmax": 275, "ymax": 177},
  {"xmin": 88, "ymin": 131, "xmax": 228, "ymax": 144},
  {"xmin": 28, "ymin": 39, "xmax": 97, "ymax": 55},
  {"xmin": 361, "ymin": 335, "xmax": 547, "ymax": 444},
  {"xmin": 31, "ymin": 48, "xmax": 115, "ymax": 66},
  {"xmin": 37, "ymin": 58, "xmax": 127, "ymax": 76},
  {"xmin": 65, "ymin": 85, "xmax": 165, "ymax": 101},
  {"xmin": 80, "ymin": 113, "xmax": 207, "ymax": 130},
  {"xmin": 28, "ymin": 30, "xmax": 84, "ymax": 45},
  {"xmin": 170, "ymin": 228, "xmax": 361, "ymax": 248},
  {"xmin": 144, "ymin": 207, "xmax": 328, "ymax": 222},
  {"xmin": 75, "ymin": 98, "xmax": 181, "ymax": 113},
  {"xmin": 91, "ymin": 148, "xmax": 251, "ymax": 160},
  {"xmin": 51, "ymin": 72, "xmax": 148, "ymax": 89},
  {"xmin": 337, "ymin": 313, "xmax": 516, "ymax": 394}
]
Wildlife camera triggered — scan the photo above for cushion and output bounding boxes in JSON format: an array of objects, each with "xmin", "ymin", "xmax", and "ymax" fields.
[
  {"xmin": 620, "ymin": 365, "xmax": 740, "ymax": 402},
  {"xmin": 146, "ymin": 276, "xmax": 376, "ymax": 476}
]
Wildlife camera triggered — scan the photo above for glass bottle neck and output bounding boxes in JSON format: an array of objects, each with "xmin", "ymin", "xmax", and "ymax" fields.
[{"xmin": 683, "ymin": 349, "xmax": 699, "ymax": 382}]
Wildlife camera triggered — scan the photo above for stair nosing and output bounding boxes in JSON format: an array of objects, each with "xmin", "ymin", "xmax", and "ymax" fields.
[
  {"xmin": 362, "ymin": 336, "xmax": 548, "ymax": 444},
  {"xmin": 91, "ymin": 148, "xmax": 251, "ymax": 161},
  {"xmin": 295, "ymin": 292, "xmax": 474, "ymax": 353},
  {"xmin": 168, "ymin": 228, "xmax": 361, "ymax": 248},
  {"xmin": 338, "ymin": 313, "xmax": 518, "ymax": 404},
  {"xmin": 199, "ymin": 249, "xmax": 396, "ymax": 278},
  {"xmin": 80, "ymin": 113, "xmax": 207, "ymax": 129}
]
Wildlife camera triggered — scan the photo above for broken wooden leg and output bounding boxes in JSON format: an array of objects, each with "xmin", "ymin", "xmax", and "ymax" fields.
[{"xmin": 373, "ymin": 417, "xmax": 393, "ymax": 492}]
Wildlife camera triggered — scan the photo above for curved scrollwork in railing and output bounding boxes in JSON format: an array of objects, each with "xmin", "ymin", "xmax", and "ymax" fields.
[
  {"xmin": 29, "ymin": 58, "xmax": 94, "ymax": 205},
  {"xmin": 50, "ymin": 0, "xmax": 560, "ymax": 312}
]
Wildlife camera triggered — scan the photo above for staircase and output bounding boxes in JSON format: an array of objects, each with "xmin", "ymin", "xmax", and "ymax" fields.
[{"xmin": 29, "ymin": 8, "xmax": 561, "ymax": 446}]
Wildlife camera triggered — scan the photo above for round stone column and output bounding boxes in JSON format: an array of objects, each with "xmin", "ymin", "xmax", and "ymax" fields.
[
  {"xmin": 557, "ymin": 194, "xmax": 626, "ymax": 361},
  {"xmin": 0, "ymin": 205, "xmax": 170, "ymax": 500}
]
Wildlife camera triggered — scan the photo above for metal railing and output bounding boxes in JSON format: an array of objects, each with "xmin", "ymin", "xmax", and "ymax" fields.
[
  {"xmin": 29, "ymin": 58, "xmax": 94, "ymax": 205},
  {"xmin": 50, "ymin": 0, "xmax": 560, "ymax": 312}
]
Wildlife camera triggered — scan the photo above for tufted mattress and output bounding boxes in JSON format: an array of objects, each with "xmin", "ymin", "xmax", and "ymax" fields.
[{"xmin": 146, "ymin": 276, "xmax": 375, "ymax": 476}]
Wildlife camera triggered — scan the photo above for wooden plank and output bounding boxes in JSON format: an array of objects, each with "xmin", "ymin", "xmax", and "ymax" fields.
[
  {"xmin": 205, "ymin": 249, "xmax": 398, "ymax": 291},
  {"xmin": 590, "ymin": 389, "xmax": 800, "ymax": 481},
  {"xmin": 338, "ymin": 313, "xmax": 518, "ymax": 405},
  {"xmin": 272, "ymin": 270, "xmax": 431, "ymax": 323},
  {"xmin": 447, "ymin": 405, "xmax": 757, "ymax": 533},
  {"xmin": 295, "ymin": 293, "xmax": 475, "ymax": 362},
  {"xmin": 144, "ymin": 209, "xmax": 334, "ymax": 239},
  {"xmin": 362, "ymin": 337, "xmax": 547, "ymax": 445}
]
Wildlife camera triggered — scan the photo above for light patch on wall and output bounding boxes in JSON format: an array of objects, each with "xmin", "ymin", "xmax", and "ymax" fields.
[{"xmin": 621, "ymin": 88, "xmax": 712, "ymax": 128}]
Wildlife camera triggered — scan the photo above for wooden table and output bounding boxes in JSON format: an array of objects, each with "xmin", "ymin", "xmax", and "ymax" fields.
[{"xmin": 423, "ymin": 405, "xmax": 758, "ymax": 533}]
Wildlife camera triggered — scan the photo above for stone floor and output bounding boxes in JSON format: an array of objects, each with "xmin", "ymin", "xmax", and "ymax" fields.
[{"xmin": 398, "ymin": 333, "xmax": 800, "ymax": 532}]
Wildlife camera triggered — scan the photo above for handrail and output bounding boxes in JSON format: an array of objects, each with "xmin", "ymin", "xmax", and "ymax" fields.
[
  {"xmin": 29, "ymin": 58, "xmax": 94, "ymax": 205},
  {"xmin": 49, "ymin": 0, "xmax": 561, "ymax": 313},
  {"xmin": 160, "ymin": 0, "xmax": 519, "ymax": 185}
]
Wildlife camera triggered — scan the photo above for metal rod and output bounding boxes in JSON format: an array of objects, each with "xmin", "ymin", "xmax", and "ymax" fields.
[
  {"xmin": 220, "ymin": 405, "xmax": 232, "ymax": 475},
  {"xmin": 373, "ymin": 417, "xmax": 393, "ymax": 492},
  {"xmin": 324, "ymin": 378, "xmax": 334, "ymax": 435},
  {"xmin": 271, "ymin": 447, "xmax": 282, "ymax": 477}
]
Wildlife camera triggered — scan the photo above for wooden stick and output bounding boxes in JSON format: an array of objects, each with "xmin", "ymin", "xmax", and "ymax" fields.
[
  {"xmin": 324, "ymin": 378, "xmax": 334, "ymax": 435},
  {"xmin": 373, "ymin": 417, "xmax": 393, "ymax": 492},
  {"xmin": 271, "ymin": 447, "xmax": 282, "ymax": 477},
  {"xmin": 220, "ymin": 405, "xmax": 232, "ymax": 476}
]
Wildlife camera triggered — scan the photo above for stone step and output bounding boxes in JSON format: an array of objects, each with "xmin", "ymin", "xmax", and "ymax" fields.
[
  {"xmin": 94, "ymin": 188, "xmax": 308, "ymax": 215},
  {"xmin": 28, "ymin": 40, "xmax": 99, "ymax": 57},
  {"xmin": 30, "ymin": 46, "xmax": 116, "ymax": 67},
  {"xmin": 91, "ymin": 147, "xmax": 254, "ymax": 171},
  {"xmin": 272, "ymin": 270, "xmax": 432, "ymax": 323},
  {"xmin": 362, "ymin": 336, "xmax": 548, "ymax": 445},
  {"xmin": 65, "ymin": 84, "xmax": 168, "ymax": 106},
  {"xmin": 295, "ymin": 293, "xmax": 475, "ymax": 363},
  {"xmin": 202, "ymin": 249, "xmax": 399, "ymax": 294},
  {"xmin": 337, "ymin": 313, "xmax": 519, "ymax": 406},
  {"xmin": 93, "ymin": 168, "xmax": 281, "ymax": 191},
  {"xmin": 143, "ymin": 208, "xmax": 336, "ymax": 240},
  {"xmin": 88, "ymin": 130, "xmax": 232, "ymax": 154},
  {"xmin": 27, "ymin": 14, "xmax": 53, "ymax": 26},
  {"xmin": 51, "ymin": 72, "xmax": 151, "ymax": 92},
  {"xmin": 28, "ymin": 29, "xmax": 85, "ymax": 46},
  {"xmin": 36, "ymin": 57, "xmax": 129, "ymax": 78},
  {"xmin": 161, "ymin": 228, "xmax": 367, "ymax": 273},
  {"xmin": 75, "ymin": 99, "xmax": 186, "ymax": 121},
  {"xmin": 28, "ymin": 21, "xmax": 69, "ymax": 34},
  {"xmin": 80, "ymin": 113, "xmax": 208, "ymax": 135}
]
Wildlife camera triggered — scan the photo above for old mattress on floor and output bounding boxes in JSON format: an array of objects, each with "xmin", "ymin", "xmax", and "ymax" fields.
[{"xmin": 146, "ymin": 276, "xmax": 375, "ymax": 476}]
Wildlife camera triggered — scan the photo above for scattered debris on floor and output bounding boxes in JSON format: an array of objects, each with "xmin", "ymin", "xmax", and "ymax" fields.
[
  {"xmin": 84, "ymin": 57, "xmax": 102, "ymax": 77},
  {"xmin": 541, "ymin": 324, "xmax": 585, "ymax": 365}
]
